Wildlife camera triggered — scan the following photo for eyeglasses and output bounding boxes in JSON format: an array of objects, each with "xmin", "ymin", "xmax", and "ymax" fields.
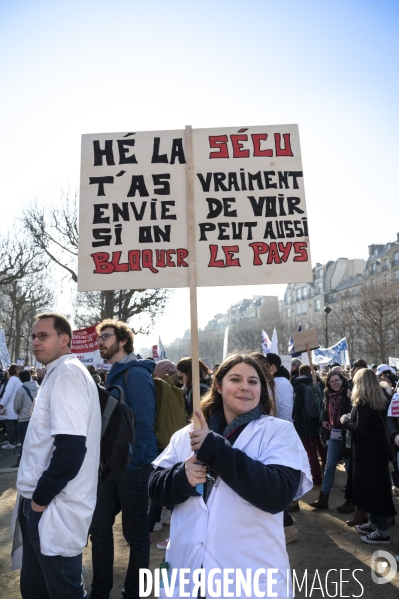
[
  {"xmin": 30, "ymin": 332, "xmax": 62, "ymax": 343},
  {"xmin": 96, "ymin": 333, "xmax": 116, "ymax": 343}
]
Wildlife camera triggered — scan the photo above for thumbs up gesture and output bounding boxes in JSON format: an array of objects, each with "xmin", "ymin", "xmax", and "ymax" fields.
[{"xmin": 189, "ymin": 410, "xmax": 210, "ymax": 452}]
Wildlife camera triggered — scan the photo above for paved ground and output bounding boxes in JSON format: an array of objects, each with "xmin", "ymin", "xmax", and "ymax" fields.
[{"xmin": 0, "ymin": 432, "xmax": 20, "ymax": 470}]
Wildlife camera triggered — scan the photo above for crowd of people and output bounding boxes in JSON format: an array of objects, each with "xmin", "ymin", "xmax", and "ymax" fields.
[{"xmin": 2, "ymin": 312, "xmax": 399, "ymax": 598}]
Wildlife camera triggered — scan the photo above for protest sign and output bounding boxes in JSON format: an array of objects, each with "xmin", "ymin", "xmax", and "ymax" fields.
[
  {"xmin": 291, "ymin": 328, "xmax": 320, "ymax": 353},
  {"xmin": 0, "ymin": 330, "xmax": 11, "ymax": 368},
  {"xmin": 79, "ymin": 124, "xmax": 313, "ymax": 433},
  {"xmin": 71, "ymin": 325, "xmax": 109, "ymax": 370},
  {"xmin": 290, "ymin": 327, "xmax": 320, "ymax": 382},
  {"xmin": 388, "ymin": 394, "xmax": 399, "ymax": 417},
  {"xmin": 78, "ymin": 125, "xmax": 312, "ymax": 291}
]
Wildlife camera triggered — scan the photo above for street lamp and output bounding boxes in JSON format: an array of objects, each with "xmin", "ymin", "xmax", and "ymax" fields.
[{"xmin": 323, "ymin": 305, "xmax": 332, "ymax": 347}]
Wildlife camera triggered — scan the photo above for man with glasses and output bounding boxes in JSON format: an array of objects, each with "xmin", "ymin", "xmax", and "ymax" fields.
[
  {"xmin": 15, "ymin": 312, "xmax": 101, "ymax": 598},
  {"xmin": 89, "ymin": 319, "xmax": 157, "ymax": 599}
]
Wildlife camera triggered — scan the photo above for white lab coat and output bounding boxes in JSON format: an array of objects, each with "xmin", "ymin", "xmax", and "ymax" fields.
[
  {"xmin": 1, "ymin": 375, "xmax": 22, "ymax": 420},
  {"xmin": 274, "ymin": 377, "xmax": 294, "ymax": 423},
  {"xmin": 14, "ymin": 354, "xmax": 101, "ymax": 558},
  {"xmin": 153, "ymin": 415, "xmax": 312, "ymax": 598}
]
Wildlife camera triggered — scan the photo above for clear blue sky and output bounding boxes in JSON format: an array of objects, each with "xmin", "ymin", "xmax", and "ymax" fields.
[{"xmin": 1, "ymin": 0, "xmax": 398, "ymax": 344}]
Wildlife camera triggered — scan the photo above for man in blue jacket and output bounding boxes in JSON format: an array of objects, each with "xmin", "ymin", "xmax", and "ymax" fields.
[{"xmin": 89, "ymin": 319, "xmax": 157, "ymax": 599}]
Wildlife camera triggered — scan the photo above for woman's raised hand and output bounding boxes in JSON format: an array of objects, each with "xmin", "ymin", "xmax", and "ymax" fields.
[{"xmin": 189, "ymin": 410, "xmax": 210, "ymax": 452}]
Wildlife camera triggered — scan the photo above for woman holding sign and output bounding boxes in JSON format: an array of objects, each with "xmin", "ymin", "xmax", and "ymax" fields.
[{"xmin": 149, "ymin": 353, "xmax": 312, "ymax": 598}]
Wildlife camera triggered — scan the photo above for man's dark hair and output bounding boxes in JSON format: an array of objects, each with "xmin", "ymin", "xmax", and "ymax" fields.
[
  {"xmin": 9, "ymin": 363, "xmax": 18, "ymax": 376},
  {"xmin": 35, "ymin": 312, "xmax": 72, "ymax": 348},
  {"xmin": 265, "ymin": 353, "xmax": 281, "ymax": 368},
  {"xmin": 299, "ymin": 364, "xmax": 312, "ymax": 376},
  {"xmin": 97, "ymin": 319, "xmax": 134, "ymax": 354},
  {"xmin": 19, "ymin": 370, "xmax": 31, "ymax": 383}
]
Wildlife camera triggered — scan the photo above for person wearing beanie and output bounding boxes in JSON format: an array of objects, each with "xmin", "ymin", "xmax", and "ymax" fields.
[{"xmin": 154, "ymin": 359, "xmax": 177, "ymax": 381}]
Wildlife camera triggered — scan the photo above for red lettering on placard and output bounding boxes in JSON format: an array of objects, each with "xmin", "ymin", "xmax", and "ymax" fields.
[
  {"xmin": 223, "ymin": 245, "xmax": 241, "ymax": 266},
  {"xmin": 251, "ymin": 133, "xmax": 273, "ymax": 157},
  {"xmin": 278, "ymin": 242, "xmax": 292, "ymax": 262},
  {"xmin": 166, "ymin": 250, "xmax": 176, "ymax": 267},
  {"xmin": 209, "ymin": 132, "xmax": 294, "ymax": 158},
  {"xmin": 142, "ymin": 249, "xmax": 158, "ymax": 273},
  {"xmin": 293, "ymin": 242, "xmax": 308, "ymax": 262},
  {"xmin": 128, "ymin": 250, "xmax": 141, "ymax": 271},
  {"xmin": 248, "ymin": 243, "xmax": 269, "ymax": 265},
  {"xmin": 92, "ymin": 249, "xmax": 189, "ymax": 274},
  {"xmin": 267, "ymin": 243, "xmax": 282, "ymax": 264},
  {"xmin": 275, "ymin": 133, "xmax": 293, "ymax": 157},
  {"xmin": 231, "ymin": 135, "xmax": 249, "ymax": 158},
  {"xmin": 156, "ymin": 250, "xmax": 166, "ymax": 268},
  {"xmin": 209, "ymin": 135, "xmax": 229, "ymax": 159},
  {"xmin": 208, "ymin": 245, "xmax": 225, "ymax": 267},
  {"xmin": 92, "ymin": 252, "xmax": 114, "ymax": 273},
  {"xmin": 176, "ymin": 248, "xmax": 189, "ymax": 267},
  {"xmin": 111, "ymin": 251, "xmax": 129, "ymax": 272}
]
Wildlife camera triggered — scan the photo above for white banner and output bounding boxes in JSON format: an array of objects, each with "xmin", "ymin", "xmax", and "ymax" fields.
[
  {"xmin": 312, "ymin": 338, "xmax": 349, "ymax": 366},
  {"xmin": 79, "ymin": 125, "xmax": 312, "ymax": 291}
]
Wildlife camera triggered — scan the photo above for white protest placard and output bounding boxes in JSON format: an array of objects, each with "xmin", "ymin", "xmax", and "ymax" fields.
[{"xmin": 78, "ymin": 125, "xmax": 312, "ymax": 291}]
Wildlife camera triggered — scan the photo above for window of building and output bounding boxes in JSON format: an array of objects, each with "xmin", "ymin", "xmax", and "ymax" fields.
[
  {"xmin": 296, "ymin": 288, "xmax": 301, "ymax": 301},
  {"xmin": 394, "ymin": 252, "xmax": 399, "ymax": 266},
  {"xmin": 395, "ymin": 269, "xmax": 399, "ymax": 280},
  {"xmin": 385, "ymin": 259, "xmax": 389, "ymax": 269},
  {"xmin": 302, "ymin": 302, "xmax": 307, "ymax": 314},
  {"xmin": 371, "ymin": 263, "xmax": 376, "ymax": 274},
  {"xmin": 315, "ymin": 299, "xmax": 321, "ymax": 312},
  {"xmin": 318, "ymin": 281, "xmax": 323, "ymax": 292},
  {"xmin": 302, "ymin": 287, "xmax": 307, "ymax": 299},
  {"xmin": 286, "ymin": 307, "xmax": 291, "ymax": 318},
  {"xmin": 318, "ymin": 268, "xmax": 324, "ymax": 278},
  {"xmin": 296, "ymin": 303, "xmax": 301, "ymax": 315}
]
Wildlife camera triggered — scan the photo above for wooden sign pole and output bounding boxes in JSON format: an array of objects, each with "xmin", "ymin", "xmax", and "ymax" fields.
[{"xmin": 185, "ymin": 125, "xmax": 201, "ymax": 429}]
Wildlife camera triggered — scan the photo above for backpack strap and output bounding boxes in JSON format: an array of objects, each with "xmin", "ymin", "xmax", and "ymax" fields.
[
  {"xmin": 22, "ymin": 384, "xmax": 34, "ymax": 402},
  {"xmin": 100, "ymin": 384, "xmax": 126, "ymax": 438}
]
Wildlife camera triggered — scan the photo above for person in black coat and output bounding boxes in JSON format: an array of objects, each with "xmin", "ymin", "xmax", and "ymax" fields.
[
  {"xmin": 341, "ymin": 368, "xmax": 396, "ymax": 545},
  {"xmin": 292, "ymin": 365, "xmax": 327, "ymax": 487}
]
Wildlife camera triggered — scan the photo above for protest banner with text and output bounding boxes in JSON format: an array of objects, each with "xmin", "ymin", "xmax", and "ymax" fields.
[{"xmin": 78, "ymin": 125, "xmax": 312, "ymax": 290}]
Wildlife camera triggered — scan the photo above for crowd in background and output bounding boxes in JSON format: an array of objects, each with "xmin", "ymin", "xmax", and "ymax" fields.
[{"xmin": 2, "ymin": 327, "xmax": 399, "ymax": 597}]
